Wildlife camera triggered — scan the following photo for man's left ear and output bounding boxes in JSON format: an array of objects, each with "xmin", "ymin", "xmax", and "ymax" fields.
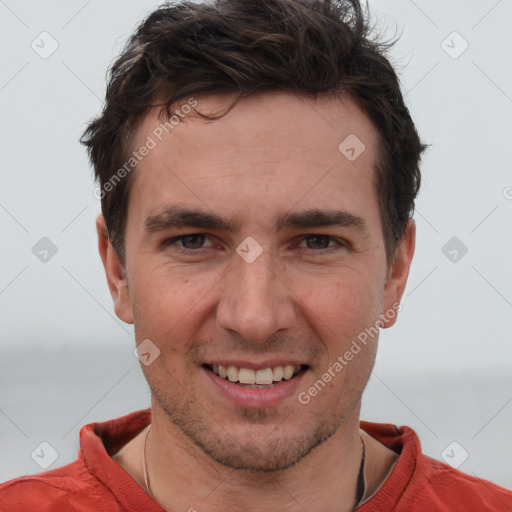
[{"xmin": 380, "ymin": 218, "xmax": 416, "ymax": 329}]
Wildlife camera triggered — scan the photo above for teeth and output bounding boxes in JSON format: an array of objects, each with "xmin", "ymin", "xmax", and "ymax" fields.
[
  {"xmin": 272, "ymin": 366, "xmax": 284, "ymax": 381},
  {"xmin": 283, "ymin": 365, "xmax": 295, "ymax": 380},
  {"xmin": 227, "ymin": 365, "xmax": 238, "ymax": 383},
  {"xmin": 255, "ymin": 368, "xmax": 273, "ymax": 385},
  {"xmin": 209, "ymin": 363, "xmax": 304, "ymax": 384},
  {"xmin": 239, "ymin": 368, "xmax": 256, "ymax": 384}
]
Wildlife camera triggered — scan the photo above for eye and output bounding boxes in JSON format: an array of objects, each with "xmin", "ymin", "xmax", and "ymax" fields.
[
  {"xmin": 161, "ymin": 233, "xmax": 347, "ymax": 255},
  {"xmin": 297, "ymin": 234, "xmax": 345, "ymax": 251},
  {"xmin": 163, "ymin": 234, "xmax": 214, "ymax": 252}
]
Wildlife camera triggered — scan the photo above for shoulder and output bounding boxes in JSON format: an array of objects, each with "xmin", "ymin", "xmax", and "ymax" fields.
[
  {"xmin": 361, "ymin": 422, "xmax": 512, "ymax": 511},
  {"xmin": 402, "ymin": 453, "xmax": 512, "ymax": 511},
  {"xmin": 0, "ymin": 461, "xmax": 120, "ymax": 512}
]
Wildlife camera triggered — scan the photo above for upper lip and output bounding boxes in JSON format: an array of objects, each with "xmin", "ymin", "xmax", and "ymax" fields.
[{"xmin": 203, "ymin": 360, "xmax": 308, "ymax": 370}]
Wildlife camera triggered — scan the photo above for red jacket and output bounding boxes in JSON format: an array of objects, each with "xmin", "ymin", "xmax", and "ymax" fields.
[{"xmin": 1, "ymin": 408, "xmax": 511, "ymax": 511}]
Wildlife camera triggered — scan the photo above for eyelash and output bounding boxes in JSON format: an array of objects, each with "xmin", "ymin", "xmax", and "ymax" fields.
[{"xmin": 162, "ymin": 234, "xmax": 348, "ymax": 254}]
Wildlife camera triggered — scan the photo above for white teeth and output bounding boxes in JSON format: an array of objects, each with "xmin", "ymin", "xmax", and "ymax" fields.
[
  {"xmin": 209, "ymin": 363, "xmax": 304, "ymax": 384},
  {"xmin": 227, "ymin": 365, "xmax": 238, "ymax": 383},
  {"xmin": 238, "ymin": 368, "xmax": 256, "ymax": 384},
  {"xmin": 255, "ymin": 368, "xmax": 273, "ymax": 385},
  {"xmin": 272, "ymin": 366, "xmax": 284, "ymax": 381},
  {"xmin": 283, "ymin": 365, "xmax": 295, "ymax": 380}
]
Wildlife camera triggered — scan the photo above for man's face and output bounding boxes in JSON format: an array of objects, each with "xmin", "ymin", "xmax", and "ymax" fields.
[{"xmin": 102, "ymin": 92, "xmax": 413, "ymax": 471}]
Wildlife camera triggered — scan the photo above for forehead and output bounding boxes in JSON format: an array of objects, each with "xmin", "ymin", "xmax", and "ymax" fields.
[{"xmin": 127, "ymin": 92, "xmax": 380, "ymax": 227}]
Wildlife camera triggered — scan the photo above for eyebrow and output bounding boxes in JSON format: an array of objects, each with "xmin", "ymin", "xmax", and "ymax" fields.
[{"xmin": 144, "ymin": 206, "xmax": 367, "ymax": 234}]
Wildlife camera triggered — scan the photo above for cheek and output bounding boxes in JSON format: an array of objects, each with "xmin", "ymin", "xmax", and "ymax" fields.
[
  {"xmin": 130, "ymin": 265, "xmax": 189, "ymax": 339},
  {"xmin": 297, "ymin": 269, "xmax": 383, "ymax": 330},
  {"xmin": 292, "ymin": 271, "xmax": 384, "ymax": 382},
  {"xmin": 129, "ymin": 261, "xmax": 222, "ymax": 360}
]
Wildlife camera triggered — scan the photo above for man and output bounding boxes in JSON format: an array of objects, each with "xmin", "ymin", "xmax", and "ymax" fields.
[{"xmin": 1, "ymin": 0, "xmax": 511, "ymax": 510}]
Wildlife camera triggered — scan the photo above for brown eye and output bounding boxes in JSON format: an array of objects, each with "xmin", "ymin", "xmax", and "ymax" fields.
[
  {"xmin": 179, "ymin": 234, "xmax": 206, "ymax": 249},
  {"xmin": 304, "ymin": 235, "xmax": 332, "ymax": 249},
  {"xmin": 163, "ymin": 234, "xmax": 214, "ymax": 252}
]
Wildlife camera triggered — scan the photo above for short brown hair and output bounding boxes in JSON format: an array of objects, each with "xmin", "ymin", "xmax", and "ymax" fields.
[{"xmin": 81, "ymin": 0, "xmax": 425, "ymax": 263}]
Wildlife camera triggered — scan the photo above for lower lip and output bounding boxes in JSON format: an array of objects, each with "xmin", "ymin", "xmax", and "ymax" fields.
[{"xmin": 203, "ymin": 367, "xmax": 307, "ymax": 408}]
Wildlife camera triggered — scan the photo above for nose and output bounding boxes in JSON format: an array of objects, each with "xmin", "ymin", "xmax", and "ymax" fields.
[{"xmin": 216, "ymin": 248, "xmax": 296, "ymax": 345}]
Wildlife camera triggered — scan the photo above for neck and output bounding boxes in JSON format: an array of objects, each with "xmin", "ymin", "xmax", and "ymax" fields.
[{"xmin": 144, "ymin": 402, "xmax": 367, "ymax": 512}]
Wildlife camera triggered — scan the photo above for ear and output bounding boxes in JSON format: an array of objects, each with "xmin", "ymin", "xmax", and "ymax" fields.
[
  {"xmin": 96, "ymin": 214, "xmax": 134, "ymax": 324},
  {"xmin": 380, "ymin": 218, "xmax": 415, "ymax": 328}
]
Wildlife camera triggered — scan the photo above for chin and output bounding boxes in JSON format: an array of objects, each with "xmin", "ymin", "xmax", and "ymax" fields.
[
  {"xmin": 176, "ymin": 408, "xmax": 341, "ymax": 472},
  {"xmin": 197, "ymin": 429, "xmax": 331, "ymax": 472},
  {"xmin": 150, "ymin": 370, "xmax": 359, "ymax": 472}
]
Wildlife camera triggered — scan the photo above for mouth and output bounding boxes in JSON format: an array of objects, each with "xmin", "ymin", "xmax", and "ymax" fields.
[{"xmin": 203, "ymin": 363, "xmax": 309, "ymax": 388}]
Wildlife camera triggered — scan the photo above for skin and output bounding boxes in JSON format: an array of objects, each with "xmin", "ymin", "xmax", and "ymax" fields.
[{"xmin": 98, "ymin": 91, "xmax": 415, "ymax": 511}]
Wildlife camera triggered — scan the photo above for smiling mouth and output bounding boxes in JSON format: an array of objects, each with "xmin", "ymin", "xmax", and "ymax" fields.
[{"xmin": 203, "ymin": 363, "xmax": 309, "ymax": 388}]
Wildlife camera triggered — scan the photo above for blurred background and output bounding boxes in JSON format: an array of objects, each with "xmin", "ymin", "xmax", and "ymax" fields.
[{"xmin": 1, "ymin": 0, "xmax": 511, "ymax": 489}]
